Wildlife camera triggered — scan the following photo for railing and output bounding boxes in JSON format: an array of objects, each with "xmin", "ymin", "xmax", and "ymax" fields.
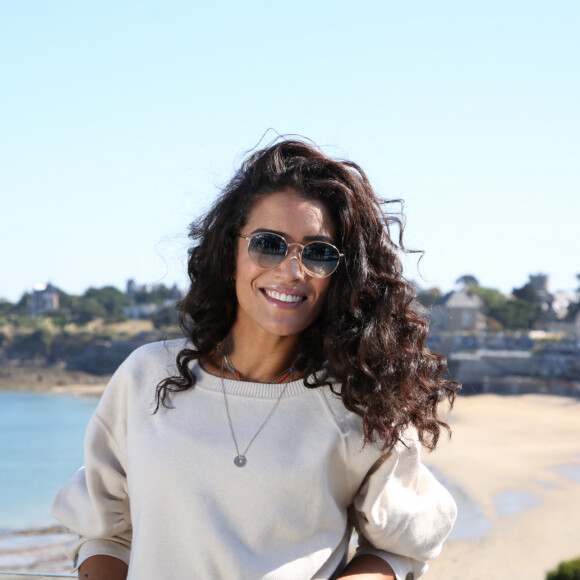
[{"xmin": 0, "ymin": 574, "xmax": 74, "ymax": 579}]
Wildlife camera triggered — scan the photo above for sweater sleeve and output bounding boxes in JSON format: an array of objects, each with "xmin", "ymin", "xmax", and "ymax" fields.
[
  {"xmin": 52, "ymin": 365, "xmax": 133, "ymax": 569},
  {"xmin": 350, "ymin": 431, "xmax": 456, "ymax": 579}
]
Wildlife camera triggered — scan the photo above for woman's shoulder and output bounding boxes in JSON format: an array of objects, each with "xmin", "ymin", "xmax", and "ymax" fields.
[
  {"xmin": 121, "ymin": 337, "xmax": 190, "ymax": 370},
  {"xmin": 316, "ymin": 382, "xmax": 368, "ymax": 442},
  {"xmin": 317, "ymin": 380, "xmax": 422, "ymax": 459},
  {"xmin": 100, "ymin": 338, "xmax": 189, "ymax": 397}
]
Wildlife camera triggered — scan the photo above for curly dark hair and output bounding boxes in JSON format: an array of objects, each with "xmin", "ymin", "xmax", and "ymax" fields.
[{"xmin": 155, "ymin": 137, "xmax": 459, "ymax": 451}]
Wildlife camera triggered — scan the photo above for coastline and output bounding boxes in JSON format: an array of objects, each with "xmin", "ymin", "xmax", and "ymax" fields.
[
  {"xmin": 0, "ymin": 527, "xmax": 76, "ymax": 575},
  {"xmin": 425, "ymin": 393, "xmax": 580, "ymax": 580},
  {"xmin": 1, "ymin": 392, "xmax": 579, "ymax": 577},
  {"xmin": 0, "ymin": 366, "xmax": 109, "ymax": 394}
]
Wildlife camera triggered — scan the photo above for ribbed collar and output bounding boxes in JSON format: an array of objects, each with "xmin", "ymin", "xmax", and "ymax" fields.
[{"xmin": 191, "ymin": 360, "xmax": 312, "ymax": 399}]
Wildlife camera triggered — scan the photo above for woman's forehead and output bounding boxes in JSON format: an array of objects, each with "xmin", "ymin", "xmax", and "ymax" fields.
[{"xmin": 244, "ymin": 191, "xmax": 336, "ymax": 240}]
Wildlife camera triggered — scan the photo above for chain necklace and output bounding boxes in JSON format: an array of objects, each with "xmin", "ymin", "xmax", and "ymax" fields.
[
  {"xmin": 222, "ymin": 342, "xmax": 295, "ymax": 384},
  {"xmin": 219, "ymin": 345, "xmax": 293, "ymax": 467}
]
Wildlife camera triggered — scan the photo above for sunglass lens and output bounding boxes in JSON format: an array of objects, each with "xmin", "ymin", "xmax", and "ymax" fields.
[
  {"xmin": 302, "ymin": 243, "xmax": 340, "ymax": 277},
  {"xmin": 248, "ymin": 233, "xmax": 287, "ymax": 269}
]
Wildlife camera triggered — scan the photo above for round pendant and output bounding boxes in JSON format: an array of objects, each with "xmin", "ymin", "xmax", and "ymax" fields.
[{"xmin": 234, "ymin": 455, "xmax": 247, "ymax": 467}]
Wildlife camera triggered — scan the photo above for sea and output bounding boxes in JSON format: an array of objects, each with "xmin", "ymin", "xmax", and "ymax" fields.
[{"xmin": 0, "ymin": 391, "xmax": 99, "ymax": 532}]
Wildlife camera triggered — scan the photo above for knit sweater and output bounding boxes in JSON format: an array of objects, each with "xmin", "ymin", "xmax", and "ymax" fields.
[{"xmin": 52, "ymin": 339, "xmax": 456, "ymax": 580}]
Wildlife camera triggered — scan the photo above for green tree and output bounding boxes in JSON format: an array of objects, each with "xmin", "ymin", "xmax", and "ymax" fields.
[
  {"xmin": 416, "ymin": 287, "xmax": 443, "ymax": 308},
  {"xmin": 14, "ymin": 292, "xmax": 31, "ymax": 315},
  {"xmin": 511, "ymin": 282, "xmax": 542, "ymax": 329},
  {"xmin": 75, "ymin": 297, "xmax": 107, "ymax": 323},
  {"xmin": 151, "ymin": 306, "xmax": 179, "ymax": 329},
  {"xmin": 546, "ymin": 556, "xmax": 580, "ymax": 579},
  {"xmin": 456, "ymin": 274, "xmax": 479, "ymax": 288},
  {"xmin": 83, "ymin": 286, "xmax": 129, "ymax": 320},
  {"xmin": 133, "ymin": 284, "xmax": 175, "ymax": 306},
  {"xmin": 56, "ymin": 288, "xmax": 76, "ymax": 311},
  {"xmin": 471, "ymin": 282, "xmax": 542, "ymax": 330},
  {"xmin": 0, "ymin": 298, "xmax": 14, "ymax": 318},
  {"xmin": 470, "ymin": 286, "xmax": 508, "ymax": 328}
]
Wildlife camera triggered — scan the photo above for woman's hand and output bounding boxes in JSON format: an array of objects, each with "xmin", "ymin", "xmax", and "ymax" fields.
[
  {"xmin": 338, "ymin": 554, "xmax": 396, "ymax": 579},
  {"xmin": 77, "ymin": 555, "xmax": 128, "ymax": 580}
]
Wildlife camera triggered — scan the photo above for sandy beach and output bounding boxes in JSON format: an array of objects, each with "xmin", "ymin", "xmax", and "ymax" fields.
[
  {"xmin": 1, "ymin": 392, "xmax": 579, "ymax": 578},
  {"xmin": 425, "ymin": 393, "xmax": 580, "ymax": 580}
]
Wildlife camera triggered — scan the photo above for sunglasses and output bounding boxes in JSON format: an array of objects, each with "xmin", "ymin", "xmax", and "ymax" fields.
[{"xmin": 239, "ymin": 232, "xmax": 344, "ymax": 278}]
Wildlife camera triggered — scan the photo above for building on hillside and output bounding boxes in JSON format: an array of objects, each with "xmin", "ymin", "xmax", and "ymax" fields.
[
  {"xmin": 551, "ymin": 290, "xmax": 574, "ymax": 319},
  {"xmin": 126, "ymin": 278, "xmax": 146, "ymax": 298},
  {"xmin": 122, "ymin": 303, "xmax": 160, "ymax": 319},
  {"xmin": 123, "ymin": 279, "xmax": 182, "ymax": 319},
  {"xmin": 529, "ymin": 273, "xmax": 549, "ymax": 298},
  {"xmin": 430, "ymin": 288, "xmax": 486, "ymax": 332},
  {"xmin": 30, "ymin": 283, "xmax": 59, "ymax": 316}
]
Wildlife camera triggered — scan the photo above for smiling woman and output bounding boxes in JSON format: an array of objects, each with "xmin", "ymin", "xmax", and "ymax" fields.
[
  {"xmin": 232, "ymin": 192, "xmax": 335, "ymax": 342},
  {"xmin": 52, "ymin": 138, "xmax": 459, "ymax": 580}
]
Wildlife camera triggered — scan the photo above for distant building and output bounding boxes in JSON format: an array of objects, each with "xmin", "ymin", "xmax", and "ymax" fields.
[
  {"xmin": 430, "ymin": 288, "xmax": 486, "ymax": 331},
  {"xmin": 529, "ymin": 273, "xmax": 549, "ymax": 297},
  {"xmin": 126, "ymin": 278, "xmax": 146, "ymax": 298},
  {"xmin": 551, "ymin": 291, "xmax": 574, "ymax": 319},
  {"xmin": 123, "ymin": 279, "xmax": 182, "ymax": 319},
  {"xmin": 122, "ymin": 303, "xmax": 160, "ymax": 319},
  {"xmin": 30, "ymin": 283, "xmax": 59, "ymax": 316}
]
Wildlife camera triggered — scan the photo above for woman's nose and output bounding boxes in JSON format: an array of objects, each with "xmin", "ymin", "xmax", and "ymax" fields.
[{"xmin": 280, "ymin": 245, "xmax": 305, "ymax": 279}]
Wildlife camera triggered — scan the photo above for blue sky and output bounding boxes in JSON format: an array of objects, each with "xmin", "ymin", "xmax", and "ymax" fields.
[{"xmin": 2, "ymin": 0, "xmax": 579, "ymax": 303}]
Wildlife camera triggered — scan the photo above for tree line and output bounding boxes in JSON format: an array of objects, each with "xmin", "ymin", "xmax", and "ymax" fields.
[
  {"xmin": 416, "ymin": 274, "xmax": 580, "ymax": 331},
  {"xmin": 0, "ymin": 284, "xmax": 180, "ymax": 328}
]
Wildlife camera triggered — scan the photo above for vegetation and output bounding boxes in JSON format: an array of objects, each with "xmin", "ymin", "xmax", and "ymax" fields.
[
  {"xmin": 0, "ymin": 283, "xmax": 182, "ymax": 375},
  {"xmin": 0, "ymin": 283, "xmax": 180, "ymax": 327},
  {"xmin": 416, "ymin": 274, "xmax": 580, "ymax": 331},
  {"xmin": 546, "ymin": 556, "xmax": 580, "ymax": 579},
  {"xmin": 456, "ymin": 274, "xmax": 479, "ymax": 288},
  {"xmin": 473, "ymin": 281, "xmax": 542, "ymax": 330},
  {"xmin": 416, "ymin": 287, "xmax": 442, "ymax": 309}
]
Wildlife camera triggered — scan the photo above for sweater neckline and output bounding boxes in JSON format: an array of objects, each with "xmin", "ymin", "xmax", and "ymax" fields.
[{"xmin": 191, "ymin": 360, "xmax": 312, "ymax": 399}]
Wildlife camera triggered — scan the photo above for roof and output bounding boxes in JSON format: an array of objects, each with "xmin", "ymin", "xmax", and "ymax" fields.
[{"xmin": 434, "ymin": 288, "xmax": 484, "ymax": 309}]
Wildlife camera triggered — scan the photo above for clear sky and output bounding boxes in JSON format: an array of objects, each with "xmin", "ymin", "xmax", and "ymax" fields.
[{"xmin": 1, "ymin": 0, "xmax": 579, "ymax": 303}]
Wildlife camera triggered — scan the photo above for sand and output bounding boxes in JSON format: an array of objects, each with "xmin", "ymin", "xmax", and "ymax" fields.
[
  {"xmin": 424, "ymin": 393, "xmax": 580, "ymax": 579},
  {"xmin": 1, "ymin": 393, "xmax": 579, "ymax": 578}
]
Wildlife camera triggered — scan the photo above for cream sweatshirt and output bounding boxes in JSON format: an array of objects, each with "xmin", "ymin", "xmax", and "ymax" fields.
[{"xmin": 52, "ymin": 339, "xmax": 456, "ymax": 580}]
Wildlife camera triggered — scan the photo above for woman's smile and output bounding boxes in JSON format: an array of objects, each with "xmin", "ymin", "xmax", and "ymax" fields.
[{"xmin": 260, "ymin": 286, "xmax": 308, "ymax": 306}]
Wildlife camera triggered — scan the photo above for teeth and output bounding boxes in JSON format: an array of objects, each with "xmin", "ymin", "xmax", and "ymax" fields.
[{"xmin": 264, "ymin": 289, "xmax": 304, "ymax": 303}]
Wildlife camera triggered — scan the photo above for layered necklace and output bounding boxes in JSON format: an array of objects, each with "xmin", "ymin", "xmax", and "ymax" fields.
[{"xmin": 219, "ymin": 343, "xmax": 295, "ymax": 467}]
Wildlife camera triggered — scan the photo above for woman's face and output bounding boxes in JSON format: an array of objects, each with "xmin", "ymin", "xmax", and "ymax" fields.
[{"xmin": 233, "ymin": 190, "xmax": 336, "ymax": 340}]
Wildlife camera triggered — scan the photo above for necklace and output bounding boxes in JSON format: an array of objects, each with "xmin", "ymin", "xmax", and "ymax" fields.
[
  {"xmin": 222, "ymin": 343, "xmax": 295, "ymax": 384},
  {"xmin": 219, "ymin": 351, "xmax": 293, "ymax": 468}
]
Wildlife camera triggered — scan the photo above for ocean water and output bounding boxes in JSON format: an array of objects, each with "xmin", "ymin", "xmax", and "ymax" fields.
[{"xmin": 0, "ymin": 391, "xmax": 99, "ymax": 531}]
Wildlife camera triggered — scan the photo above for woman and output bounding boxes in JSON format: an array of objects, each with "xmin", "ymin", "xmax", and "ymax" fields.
[{"xmin": 53, "ymin": 138, "xmax": 458, "ymax": 580}]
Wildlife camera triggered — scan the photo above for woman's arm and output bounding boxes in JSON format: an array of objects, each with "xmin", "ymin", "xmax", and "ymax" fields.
[
  {"xmin": 339, "ymin": 554, "xmax": 396, "ymax": 579},
  {"xmin": 77, "ymin": 555, "xmax": 128, "ymax": 580}
]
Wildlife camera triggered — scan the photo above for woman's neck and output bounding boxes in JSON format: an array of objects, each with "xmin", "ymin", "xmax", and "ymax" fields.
[
  {"xmin": 202, "ymin": 324, "xmax": 300, "ymax": 383},
  {"xmin": 225, "ymin": 328, "xmax": 299, "ymax": 383}
]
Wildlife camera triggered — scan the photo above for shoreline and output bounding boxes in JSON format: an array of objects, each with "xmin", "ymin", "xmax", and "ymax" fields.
[
  {"xmin": 0, "ymin": 365, "xmax": 109, "ymax": 394},
  {"xmin": 424, "ymin": 393, "xmax": 580, "ymax": 579},
  {"xmin": 1, "ymin": 393, "xmax": 579, "ymax": 577},
  {"xmin": 0, "ymin": 527, "xmax": 76, "ymax": 575}
]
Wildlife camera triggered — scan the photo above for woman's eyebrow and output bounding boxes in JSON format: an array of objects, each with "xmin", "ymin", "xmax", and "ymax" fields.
[{"xmin": 249, "ymin": 228, "xmax": 335, "ymax": 244}]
